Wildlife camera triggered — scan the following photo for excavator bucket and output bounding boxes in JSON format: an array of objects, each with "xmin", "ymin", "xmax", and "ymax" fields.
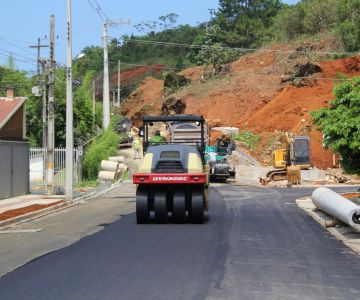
[{"xmin": 287, "ymin": 165, "xmax": 301, "ymax": 185}]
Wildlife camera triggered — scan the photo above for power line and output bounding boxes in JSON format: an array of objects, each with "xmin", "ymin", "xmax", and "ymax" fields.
[
  {"xmin": 0, "ymin": 38, "xmax": 36, "ymax": 57},
  {"xmin": 0, "ymin": 35, "xmax": 34, "ymax": 45},
  {"xmin": 87, "ymin": 0, "xmax": 111, "ymax": 23},
  {"xmin": 122, "ymin": 38, "xmax": 360, "ymax": 56}
]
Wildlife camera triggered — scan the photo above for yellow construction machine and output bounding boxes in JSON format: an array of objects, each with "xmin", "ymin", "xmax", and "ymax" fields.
[{"xmin": 260, "ymin": 132, "xmax": 312, "ymax": 186}]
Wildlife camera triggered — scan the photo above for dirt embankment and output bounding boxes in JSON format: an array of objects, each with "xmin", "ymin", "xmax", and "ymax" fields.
[{"xmin": 121, "ymin": 43, "xmax": 360, "ymax": 169}]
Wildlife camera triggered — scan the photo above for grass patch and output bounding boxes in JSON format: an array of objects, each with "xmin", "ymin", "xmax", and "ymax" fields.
[
  {"xmin": 234, "ymin": 130, "xmax": 262, "ymax": 150},
  {"xmin": 75, "ymin": 180, "xmax": 98, "ymax": 189}
]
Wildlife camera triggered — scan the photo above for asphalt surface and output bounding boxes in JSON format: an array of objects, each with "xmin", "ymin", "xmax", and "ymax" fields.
[{"xmin": 1, "ymin": 185, "xmax": 360, "ymax": 300}]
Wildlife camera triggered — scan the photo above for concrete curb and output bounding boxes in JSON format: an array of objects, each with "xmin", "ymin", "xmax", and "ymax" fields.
[
  {"xmin": 232, "ymin": 183, "xmax": 359, "ymax": 189},
  {"xmin": 0, "ymin": 181, "xmax": 125, "ymax": 229},
  {"xmin": 296, "ymin": 196, "xmax": 360, "ymax": 256}
]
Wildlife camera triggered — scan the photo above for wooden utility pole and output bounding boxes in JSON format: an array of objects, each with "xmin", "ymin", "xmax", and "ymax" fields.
[{"xmin": 47, "ymin": 15, "xmax": 55, "ymax": 196}]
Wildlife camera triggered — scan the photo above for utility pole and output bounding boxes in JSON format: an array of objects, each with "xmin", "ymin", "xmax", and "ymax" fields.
[
  {"xmin": 117, "ymin": 60, "xmax": 120, "ymax": 108},
  {"xmin": 102, "ymin": 22, "xmax": 110, "ymax": 129},
  {"xmin": 47, "ymin": 15, "xmax": 55, "ymax": 196},
  {"xmin": 92, "ymin": 80, "xmax": 96, "ymax": 129},
  {"xmin": 66, "ymin": 0, "xmax": 74, "ymax": 201},
  {"xmin": 208, "ymin": 8, "xmax": 215, "ymax": 27},
  {"xmin": 30, "ymin": 38, "xmax": 49, "ymax": 148},
  {"xmin": 102, "ymin": 19, "xmax": 130, "ymax": 129},
  {"xmin": 40, "ymin": 59, "xmax": 47, "ymax": 148},
  {"xmin": 29, "ymin": 37, "xmax": 49, "ymax": 78}
]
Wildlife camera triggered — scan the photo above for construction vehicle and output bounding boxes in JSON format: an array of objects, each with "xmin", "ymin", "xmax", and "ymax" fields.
[
  {"xmin": 260, "ymin": 132, "xmax": 311, "ymax": 185},
  {"xmin": 206, "ymin": 127, "xmax": 237, "ymax": 182},
  {"xmin": 133, "ymin": 115, "xmax": 208, "ymax": 224},
  {"xmin": 116, "ymin": 117, "xmax": 133, "ymax": 148}
]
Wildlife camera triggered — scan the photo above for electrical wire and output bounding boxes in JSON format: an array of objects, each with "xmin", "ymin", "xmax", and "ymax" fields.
[
  {"xmin": 122, "ymin": 38, "xmax": 360, "ymax": 56},
  {"xmin": 107, "ymin": 61, "xmax": 354, "ymax": 82},
  {"xmin": 87, "ymin": 0, "xmax": 111, "ymax": 23}
]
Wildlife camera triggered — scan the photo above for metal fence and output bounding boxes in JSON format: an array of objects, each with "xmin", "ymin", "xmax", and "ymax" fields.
[{"xmin": 29, "ymin": 147, "xmax": 82, "ymax": 192}]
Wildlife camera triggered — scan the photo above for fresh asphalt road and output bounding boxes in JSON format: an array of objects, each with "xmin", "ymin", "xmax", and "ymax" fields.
[{"xmin": 1, "ymin": 185, "xmax": 360, "ymax": 300}]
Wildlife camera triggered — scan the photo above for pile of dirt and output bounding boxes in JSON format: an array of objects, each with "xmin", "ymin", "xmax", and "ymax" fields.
[
  {"xmin": 161, "ymin": 97, "xmax": 186, "ymax": 115},
  {"xmin": 121, "ymin": 41, "xmax": 360, "ymax": 169},
  {"xmin": 164, "ymin": 73, "xmax": 190, "ymax": 94},
  {"xmin": 121, "ymin": 77, "xmax": 164, "ymax": 127}
]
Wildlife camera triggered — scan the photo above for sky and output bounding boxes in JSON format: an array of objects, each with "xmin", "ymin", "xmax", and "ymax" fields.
[{"xmin": 0, "ymin": 0, "xmax": 300, "ymax": 73}]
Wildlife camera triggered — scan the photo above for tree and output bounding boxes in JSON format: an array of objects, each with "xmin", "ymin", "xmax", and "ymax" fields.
[
  {"xmin": 312, "ymin": 77, "xmax": 360, "ymax": 174},
  {"xmin": 7, "ymin": 54, "xmax": 15, "ymax": 70},
  {"xmin": 187, "ymin": 25, "xmax": 239, "ymax": 72},
  {"xmin": 215, "ymin": 0, "xmax": 283, "ymax": 47}
]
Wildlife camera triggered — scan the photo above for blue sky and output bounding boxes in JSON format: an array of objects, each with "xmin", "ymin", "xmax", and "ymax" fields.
[{"xmin": 0, "ymin": 0, "xmax": 300, "ymax": 73}]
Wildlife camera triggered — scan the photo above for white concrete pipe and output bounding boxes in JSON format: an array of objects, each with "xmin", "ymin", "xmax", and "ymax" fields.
[
  {"xmin": 312, "ymin": 187, "xmax": 360, "ymax": 227},
  {"xmin": 101, "ymin": 160, "xmax": 119, "ymax": 172},
  {"xmin": 108, "ymin": 156, "xmax": 125, "ymax": 163},
  {"xmin": 118, "ymin": 163, "xmax": 128, "ymax": 172},
  {"xmin": 98, "ymin": 171, "xmax": 117, "ymax": 181}
]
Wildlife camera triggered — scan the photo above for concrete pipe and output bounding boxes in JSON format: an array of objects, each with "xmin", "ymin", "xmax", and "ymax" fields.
[
  {"xmin": 312, "ymin": 187, "xmax": 360, "ymax": 227},
  {"xmin": 98, "ymin": 171, "xmax": 117, "ymax": 181},
  {"xmin": 101, "ymin": 160, "xmax": 119, "ymax": 172},
  {"xmin": 118, "ymin": 163, "xmax": 128, "ymax": 172},
  {"xmin": 108, "ymin": 156, "xmax": 125, "ymax": 163}
]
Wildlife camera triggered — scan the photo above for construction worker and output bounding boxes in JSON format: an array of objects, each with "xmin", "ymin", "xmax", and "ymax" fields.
[
  {"xmin": 132, "ymin": 137, "xmax": 141, "ymax": 159},
  {"xmin": 150, "ymin": 129, "xmax": 166, "ymax": 145}
]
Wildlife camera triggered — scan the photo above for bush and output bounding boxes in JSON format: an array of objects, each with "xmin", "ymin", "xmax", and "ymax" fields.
[
  {"xmin": 234, "ymin": 130, "xmax": 262, "ymax": 150},
  {"xmin": 83, "ymin": 127, "xmax": 120, "ymax": 180},
  {"xmin": 312, "ymin": 77, "xmax": 360, "ymax": 174}
]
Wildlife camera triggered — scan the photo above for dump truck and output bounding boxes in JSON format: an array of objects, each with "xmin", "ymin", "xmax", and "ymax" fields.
[
  {"xmin": 133, "ymin": 115, "xmax": 209, "ymax": 224},
  {"xmin": 260, "ymin": 132, "xmax": 311, "ymax": 185}
]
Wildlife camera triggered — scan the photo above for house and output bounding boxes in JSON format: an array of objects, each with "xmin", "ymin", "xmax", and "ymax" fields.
[
  {"xmin": 0, "ymin": 88, "xmax": 29, "ymax": 200},
  {"xmin": 0, "ymin": 88, "xmax": 26, "ymax": 140}
]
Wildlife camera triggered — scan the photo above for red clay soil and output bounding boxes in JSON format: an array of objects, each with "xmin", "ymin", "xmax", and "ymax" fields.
[
  {"xmin": 121, "ymin": 77, "xmax": 164, "ymax": 127},
  {"xmin": 110, "ymin": 64, "xmax": 164, "ymax": 88},
  {"xmin": 122, "ymin": 44, "xmax": 360, "ymax": 169},
  {"xmin": 0, "ymin": 201, "xmax": 64, "ymax": 221}
]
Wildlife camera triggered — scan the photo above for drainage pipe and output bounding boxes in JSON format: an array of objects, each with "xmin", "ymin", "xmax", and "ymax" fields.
[{"xmin": 312, "ymin": 187, "xmax": 360, "ymax": 227}]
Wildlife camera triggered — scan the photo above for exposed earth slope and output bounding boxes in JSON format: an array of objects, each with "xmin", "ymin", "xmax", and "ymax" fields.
[{"xmin": 121, "ymin": 43, "xmax": 360, "ymax": 169}]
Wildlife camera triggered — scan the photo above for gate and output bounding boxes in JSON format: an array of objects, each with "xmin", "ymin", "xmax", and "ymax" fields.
[
  {"xmin": 0, "ymin": 140, "xmax": 29, "ymax": 200},
  {"xmin": 29, "ymin": 148, "xmax": 82, "ymax": 192}
]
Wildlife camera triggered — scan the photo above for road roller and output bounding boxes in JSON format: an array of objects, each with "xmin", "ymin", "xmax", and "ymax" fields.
[{"xmin": 133, "ymin": 115, "xmax": 209, "ymax": 224}]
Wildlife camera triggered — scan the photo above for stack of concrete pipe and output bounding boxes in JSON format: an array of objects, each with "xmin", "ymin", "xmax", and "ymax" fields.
[
  {"xmin": 312, "ymin": 187, "xmax": 360, "ymax": 228},
  {"xmin": 98, "ymin": 156, "xmax": 128, "ymax": 182}
]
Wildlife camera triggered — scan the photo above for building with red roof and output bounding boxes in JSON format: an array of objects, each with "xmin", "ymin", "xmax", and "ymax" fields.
[{"xmin": 0, "ymin": 88, "xmax": 26, "ymax": 140}]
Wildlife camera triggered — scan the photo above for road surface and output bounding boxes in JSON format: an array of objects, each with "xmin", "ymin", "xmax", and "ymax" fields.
[{"xmin": 1, "ymin": 184, "xmax": 360, "ymax": 299}]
